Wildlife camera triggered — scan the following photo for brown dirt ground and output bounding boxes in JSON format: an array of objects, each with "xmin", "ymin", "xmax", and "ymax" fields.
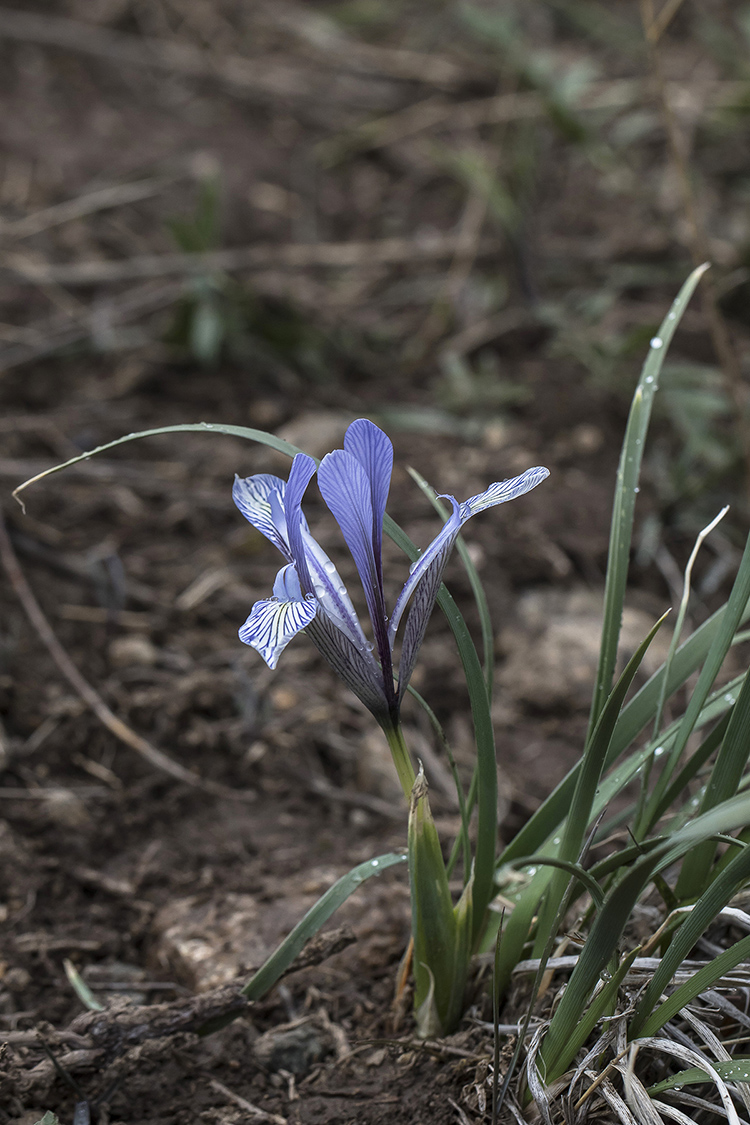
[{"xmin": 1, "ymin": 3, "xmax": 749, "ymax": 1123}]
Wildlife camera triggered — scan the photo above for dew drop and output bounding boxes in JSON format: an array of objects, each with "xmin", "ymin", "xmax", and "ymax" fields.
[
  {"xmin": 650, "ymin": 337, "xmax": 663, "ymax": 349},
  {"xmin": 724, "ymin": 693, "xmax": 735, "ymax": 704},
  {"xmin": 645, "ymin": 375, "xmax": 654, "ymax": 384},
  {"xmin": 634, "ymin": 487, "xmax": 640, "ymax": 494},
  {"xmin": 371, "ymin": 859, "xmax": 379, "ymax": 867},
  {"xmin": 526, "ymin": 867, "xmax": 537, "ymax": 877},
  {"xmin": 324, "ymin": 560, "xmax": 336, "ymax": 574},
  {"xmin": 653, "ymin": 746, "xmax": 664, "ymax": 758},
  {"xmin": 365, "ymin": 642, "xmax": 374, "ymax": 652}
]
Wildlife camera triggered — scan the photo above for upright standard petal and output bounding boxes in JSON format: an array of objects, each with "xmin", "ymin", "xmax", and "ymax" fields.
[
  {"xmin": 233, "ymin": 473, "xmax": 292, "ymax": 560},
  {"xmin": 239, "ymin": 563, "xmax": 317, "ymax": 669},
  {"xmin": 343, "ymin": 419, "xmax": 393, "ymax": 576},
  {"xmin": 318, "ymin": 447, "xmax": 391, "ymax": 668}
]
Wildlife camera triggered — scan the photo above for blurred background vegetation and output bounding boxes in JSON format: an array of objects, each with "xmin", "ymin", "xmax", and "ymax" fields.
[{"xmin": 2, "ymin": 0, "xmax": 750, "ymax": 527}]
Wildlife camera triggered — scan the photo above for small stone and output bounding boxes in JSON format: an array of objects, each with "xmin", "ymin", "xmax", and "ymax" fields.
[
  {"xmin": 3, "ymin": 967, "xmax": 31, "ymax": 992},
  {"xmin": 498, "ymin": 587, "xmax": 671, "ymax": 711},
  {"xmin": 108, "ymin": 635, "xmax": 159, "ymax": 667},
  {"xmin": 253, "ymin": 1020, "xmax": 334, "ymax": 1077}
]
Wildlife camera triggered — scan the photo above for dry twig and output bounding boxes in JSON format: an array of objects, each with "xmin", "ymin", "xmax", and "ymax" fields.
[
  {"xmin": 0, "ymin": 177, "xmax": 171, "ymax": 241},
  {"xmin": 2, "ymin": 232, "xmax": 503, "ymax": 287},
  {"xmin": 0, "ymin": 504, "xmax": 254, "ymax": 799}
]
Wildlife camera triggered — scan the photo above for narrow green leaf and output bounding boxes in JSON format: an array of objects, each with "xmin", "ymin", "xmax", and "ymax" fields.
[
  {"xmin": 647, "ymin": 528, "xmax": 750, "ymax": 840},
  {"xmin": 499, "ymin": 601, "xmax": 749, "ymax": 868},
  {"xmin": 536, "ymin": 613, "xmax": 668, "ymax": 944},
  {"xmin": 540, "ymin": 791, "xmax": 750, "ymax": 1077},
  {"xmin": 539, "ymin": 947, "xmax": 640, "ymax": 1084},
  {"xmin": 490, "ymin": 863, "xmax": 554, "ymax": 996},
  {"xmin": 386, "ymin": 517, "xmax": 497, "ymax": 945},
  {"xmin": 638, "ymin": 932, "xmax": 750, "ymax": 1039},
  {"xmin": 587, "ymin": 264, "xmax": 709, "ymax": 735},
  {"xmin": 241, "ymin": 851, "xmax": 406, "ymax": 1001},
  {"xmin": 677, "ymin": 657, "xmax": 750, "ymax": 897},
  {"xmin": 13, "ymin": 422, "xmax": 307, "ymax": 509},
  {"xmin": 510, "ymin": 855, "xmax": 605, "ymax": 910},
  {"xmin": 630, "ymin": 837, "xmax": 750, "ymax": 1038}
]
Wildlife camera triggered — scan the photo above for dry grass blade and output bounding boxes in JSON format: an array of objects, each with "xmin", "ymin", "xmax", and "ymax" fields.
[
  {"xmin": 634, "ymin": 1037, "xmax": 741, "ymax": 1125},
  {"xmin": 593, "ymin": 1076, "xmax": 641, "ymax": 1125},
  {"xmin": 524, "ymin": 1026, "xmax": 560, "ymax": 1125},
  {"xmin": 647, "ymin": 1099, "xmax": 698, "ymax": 1124},
  {"xmin": 621, "ymin": 1047, "xmax": 666, "ymax": 1124},
  {"xmin": 209, "ymin": 1078, "xmax": 287, "ymax": 1124},
  {"xmin": 0, "ymin": 505, "xmax": 252, "ymax": 799},
  {"xmin": 0, "ymin": 177, "xmax": 171, "ymax": 240},
  {"xmin": 571, "ymin": 1032, "xmax": 627, "ymax": 1111},
  {"xmin": 0, "ymin": 281, "xmax": 185, "ymax": 372}
]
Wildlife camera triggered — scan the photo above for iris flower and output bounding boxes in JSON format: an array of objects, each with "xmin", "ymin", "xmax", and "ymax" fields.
[{"xmin": 234, "ymin": 419, "xmax": 547, "ymax": 785}]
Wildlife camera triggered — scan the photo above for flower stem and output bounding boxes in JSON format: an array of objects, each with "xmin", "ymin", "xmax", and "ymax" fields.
[{"xmin": 383, "ymin": 722, "xmax": 416, "ymax": 801}]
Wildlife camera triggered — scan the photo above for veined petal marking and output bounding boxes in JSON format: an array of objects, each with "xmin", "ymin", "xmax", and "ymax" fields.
[
  {"xmin": 282, "ymin": 454, "xmax": 318, "ymax": 592},
  {"xmin": 460, "ymin": 466, "xmax": 550, "ymax": 520},
  {"xmin": 302, "ymin": 529, "xmax": 374, "ymax": 658},
  {"xmin": 343, "ymin": 419, "xmax": 393, "ymax": 575},
  {"xmin": 233, "ymin": 473, "xmax": 291, "ymax": 560},
  {"xmin": 318, "ymin": 447, "xmax": 391, "ymax": 667},
  {"xmin": 388, "ymin": 496, "xmax": 462, "ymax": 645},
  {"xmin": 239, "ymin": 581, "xmax": 317, "ymax": 670}
]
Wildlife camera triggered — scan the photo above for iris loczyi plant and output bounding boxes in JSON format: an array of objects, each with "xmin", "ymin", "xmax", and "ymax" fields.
[
  {"xmin": 21, "ymin": 265, "xmax": 750, "ymax": 1118},
  {"xmin": 232, "ymin": 417, "xmax": 548, "ymax": 798},
  {"xmin": 232, "ymin": 419, "xmax": 547, "ymax": 1035}
]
